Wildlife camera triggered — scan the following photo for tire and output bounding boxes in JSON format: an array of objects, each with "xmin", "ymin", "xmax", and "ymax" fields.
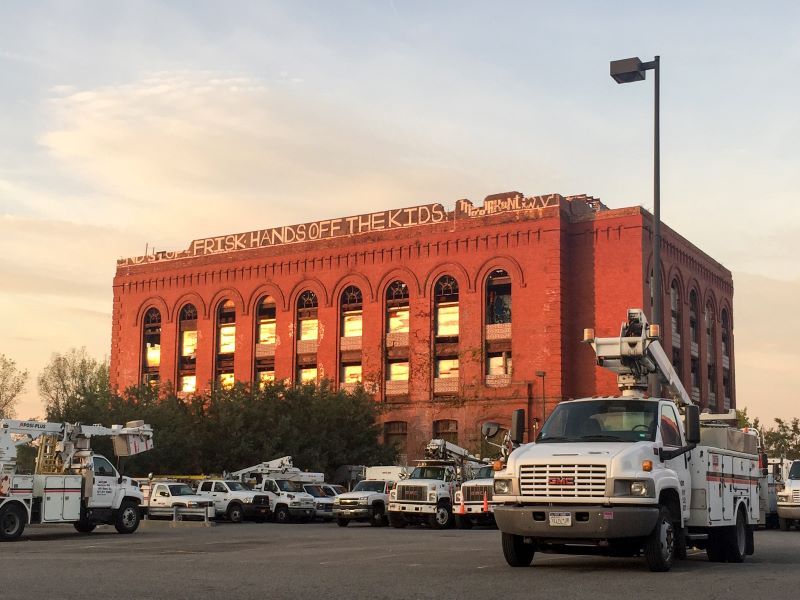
[
  {"xmin": 723, "ymin": 508, "xmax": 747, "ymax": 563},
  {"xmin": 114, "ymin": 500, "xmax": 140, "ymax": 534},
  {"xmin": 274, "ymin": 506, "xmax": 291, "ymax": 524},
  {"xmin": 429, "ymin": 503, "xmax": 453, "ymax": 530},
  {"xmin": 644, "ymin": 507, "xmax": 675, "ymax": 572},
  {"xmin": 674, "ymin": 527, "xmax": 688, "ymax": 560},
  {"xmin": 369, "ymin": 504, "xmax": 386, "ymax": 527},
  {"xmin": 780, "ymin": 517, "xmax": 790, "ymax": 531},
  {"xmin": 501, "ymin": 532, "xmax": 535, "ymax": 567},
  {"xmin": 74, "ymin": 520, "xmax": 96, "ymax": 534},
  {"xmin": 745, "ymin": 525, "xmax": 755, "ymax": 556},
  {"xmin": 337, "ymin": 517, "xmax": 349, "ymax": 527},
  {"xmin": 455, "ymin": 515, "xmax": 473, "ymax": 529},
  {"xmin": 0, "ymin": 503, "xmax": 26, "ymax": 541},
  {"xmin": 227, "ymin": 503, "xmax": 244, "ymax": 523},
  {"xmin": 706, "ymin": 528, "xmax": 726, "ymax": 562},
  {"xmin": 388, "ymin": 513, "xmax": 406, "ymax": 528}
]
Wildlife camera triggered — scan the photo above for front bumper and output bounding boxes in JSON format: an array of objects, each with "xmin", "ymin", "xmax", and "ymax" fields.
[
  {"xmin": 494, "ymin": 504, "xmax": 659, "ymax": 540},
  {"xmin": 777, "ymin": 504, "xmax": 800, "ymax": 519},
  {"xmin": 288, "ymin": 506, "xmax": 315, "ymax": 518},
  {"xmin": 243, "ymin": 504, "xmax": 272, "ymax": 518},
  {"xmin": 457, "ymin": 503, "xmax": 496, "ymax": 515},
  {"xmin": 389, "ymin": 502, "xmax": 436, "ymax": 515},
  {"xmin": 333, "ymin": 506, "xmax": 372, "ymax": 519}
]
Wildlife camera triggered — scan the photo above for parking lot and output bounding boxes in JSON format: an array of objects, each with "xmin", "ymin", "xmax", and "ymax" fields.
[{"xmin": 2, "ymin": 523, "xmax": 800, "ymax": 600}]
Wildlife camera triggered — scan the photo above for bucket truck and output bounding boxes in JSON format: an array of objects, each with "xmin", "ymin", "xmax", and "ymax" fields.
[
  {"xmin": 493, "ymin": 308, "xmax": 762, "ymax": 571},
  {"xmin": 0, "ymin": 419, "xmax": 153, "ymax": 541},
  {"xmin": 388, "ymin": 439, "xmax": 486, "ymax": 529},
  {"xmin": 228, "ymin": 457, "xmax": 316, "ymax": 523}
]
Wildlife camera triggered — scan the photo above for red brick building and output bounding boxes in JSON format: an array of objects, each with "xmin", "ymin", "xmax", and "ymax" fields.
[{"xmin": 111, "ymin": 192, "xmax": 735, "ymax": 459}]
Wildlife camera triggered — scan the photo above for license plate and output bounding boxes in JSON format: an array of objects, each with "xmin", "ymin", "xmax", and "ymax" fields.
[{"xmin": 549, "ymin": 512, "xmax": 572, "ymax": 527}]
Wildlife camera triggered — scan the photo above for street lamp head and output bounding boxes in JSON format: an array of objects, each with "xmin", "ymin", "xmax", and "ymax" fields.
[{"xmin": 610, "ymin": 57, "xmax": 646, "ymax": 84}]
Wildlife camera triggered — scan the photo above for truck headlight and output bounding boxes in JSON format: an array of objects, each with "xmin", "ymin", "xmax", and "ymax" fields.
[
  {"xmin": 630, "ymin": 481, "xmax": 649, "ymax": 496},
  {"xmin": 358, "ymin": 497, "xmax": 368, "ymax": 505},
  {"xmin": 427, "ymin": 492, "xmax": 436, "ymax": 502},
  {"xmin": 334, "ymin": 497, "xmax": 341, "ymax": 505},
  {"xmin": 243, "ymin": 497, "xmax": 254, "ymax": 504},
  {"xmin": 455, "ymin": 491, "xmax": 462, "ymax": 502},
  {"xmin": 613, "ymin": 479, "xmax": 654, "ymax": 497},
  {"xmin": 778, "ymin": 493, "xmax": 789, "ymax": 501},
  {"xmin": 188, "ymin": 501, "xmax": 199, "ymax": 507},
  {"xmin": 390, "ymin": 490, "xmax": 397, "ymax": 500},
  {"xmin": 494, "ymin": 479, "xmax": 512, "ymax": 495}
]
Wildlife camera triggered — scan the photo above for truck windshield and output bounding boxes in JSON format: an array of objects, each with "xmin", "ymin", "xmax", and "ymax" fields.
[
  {"xmin": 304, "ymin": 485, "xmax": 327, "ymax": 497},
  {"xmin": 168, "ymin": 484, "xmax": 195, "ymax": 496},
  {"xmin": 225, "ymin": 481, "xmax": 248, "ymax": 491},
  {"xmin": 790, "ymin": 462, "xmax": 800, "ymax": 480},
  {"xmin": 353, "ymin": 480, "xmax": 386, "ymax": 493},
  {"xmin": 276, "ymin": 480, "xmax": 305, "ymax": 493},
  {"xmin": 409, "ymin": 467, "xmax": 445, "ymax": 480},
  {"xmin": 474, "ymin": 466, "xmax": 494, "ymax": 479},
  {"xmin": 538, "ymin": 399, "xmax": 659, "ymax": 443}
]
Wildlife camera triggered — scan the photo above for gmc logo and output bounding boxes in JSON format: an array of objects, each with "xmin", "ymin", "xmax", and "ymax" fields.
[{"xmin": 548, "ymin": 477, "xmax": 575, "ymax": 486}]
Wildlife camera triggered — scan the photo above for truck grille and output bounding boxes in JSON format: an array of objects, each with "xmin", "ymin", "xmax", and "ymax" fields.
[
  {"xmin": 253, "ymin": 495, "xmax": 269, "ymax": 506},
  {"xmin": 519, "ymin": 464, "xmax": 607, "ymax": 498},
  {"xmin": 397, "ymin": 485, "xmax": 428, "ymax": 501},
  {"xmin": 463, "ymin": 485, "xmax": 493, "ymax": 502},
  {"xmin": 339, "ymin": 498, "xmax": 360, "ymax": 507},
  {"xmin": 793, "ymin": 490, "xmax": 800, "ymax": 503}
]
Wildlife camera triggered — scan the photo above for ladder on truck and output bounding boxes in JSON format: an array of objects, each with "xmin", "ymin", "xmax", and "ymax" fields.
[{"xmin": 36, "ymin": 435, "xmax": 64, "ymax": 474}]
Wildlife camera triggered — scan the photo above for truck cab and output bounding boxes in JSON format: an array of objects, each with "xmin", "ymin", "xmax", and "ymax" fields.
[
  {"xmin": 196, "ymin": 479, "xmax": 270, "ymax": 523},
  {"xmin": 334, "ymin": 466, "xmax": 407, "ymax": 527},
  {"xmin": 454, "ymin": 465, "xmax": 496, "ymax": 528},
  {"xmin": 257, "ymin": 478, "xmax": 315, "ymax": 523},
  {"xmin": 389, "ymin": 462, "xmax": 460, "ymax": 529},
  {"xmin": 777, "ymin": 460, "xmax": 800, "ymax": 530},
  {"xmin": 303, "ymin": 484, "xmax": 335, "ymax": 521},
  {"xmin": 141, "ymin": 480, "xmax": 215, "ymax": 520}
]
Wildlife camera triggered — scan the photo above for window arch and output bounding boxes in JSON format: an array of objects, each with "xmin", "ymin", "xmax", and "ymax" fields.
[
  {"xmin": 689, "ymin": 290, "xmax": 699, "ymax": 344},
  {"xmin": 384, "ymin": 281, "xmax": 410, "ymax": 398},
  {"xmin": 434, "ymin": 275, "xmax": 459, "ymax": 338},
  {"xmin": 721, "ymin": 309, "xmax": 730, "ymax": 359},
  {"xmin": 340, "ymin": 285, "xmax": 363, "ymax": 338},
  {"xmin": 141, "ymin": 307, "xmax": 161, "ymax": 386},
  {"xmin": 433, "ymin": 276, "xmax": 459, "ymax": 394},
  {"xmin": 255, "ymin": 296, "xmax": 277, "ymax": 388},
  {"xmin": 485, "ymin": 269, "xmax": 512, "ymax": 384},
  {"xmin": 721, "ymin": 308, "xmax": 731, "ymax": 407},
  {"xmin": 215, "ymin": 299, "xmax": 236, "ymax": 389},
  {"xmin": 178, "ymin": 304, "xmax": 197, "ymax": 394},
  {"xmin": 384, "ymin": 421, "xmax": 408, "ymax": 460},
  {"xmin": 670, "ymin": 280, "xmax": 682, "ymax": 381},
  {"xmin": 706, "ymin": 300, "xmax": 717, "ymax": 404},
  {"xmin": 339, "ymin": 286, "xmax": 363, "ymax": 389},
  {"xmin": 486, "ymin": 269, "xmax": 511, "ymax": 325},
  {"xmin": 296, "ymin": 291, "xmax": 319, "ymax": 384},
  {"xmin": 433, "ymin": 419, "xmax": 458, "ymax": 445},
  {"xmin": 689, "ymin": 290, "xmax": 700, "ymax": 395}
]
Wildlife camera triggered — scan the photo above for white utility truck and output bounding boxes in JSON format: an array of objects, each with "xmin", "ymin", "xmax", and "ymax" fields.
[
  {"xmin": 0, "ymin": 419, "xmax": 153, "ymax": 541},
  {"xmin": 777, "ymin": 460, "xmax": 800, "ymax": 530},
  {"xmin": 454, "ymin": 465, "xmax": 497, "ymax": 528},
  {"xmin": 493, "ymin": 309, "xmax": 762, "ymax": 571},
  {"xmin": 388, "ymin": 439, "xmax": 485, "ymax": 529},
  {"xmin": 333, "ymin": 465, "xmax": 408, "ymax": 527},
  {"xmin": 140, "ymin": 480, "xmax": 215, "ymax": 520},
  {"xmin": 195, "ymin": 479, "xmax": 271, "ymax": 522},
  {"xmin": 230, "ymin": 457, "xmax": 316, "ymax": 523}
]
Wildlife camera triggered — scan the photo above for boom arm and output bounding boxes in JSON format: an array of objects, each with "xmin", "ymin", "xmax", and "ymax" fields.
[{"xmin": 584, "ymin": 308, "xmax": 693, "ymax": 406}]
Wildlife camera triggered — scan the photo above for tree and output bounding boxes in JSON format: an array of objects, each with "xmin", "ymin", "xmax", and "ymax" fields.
[
  {"xmin": 0, "ymin": 354, "xmax": 29, "ymax": 418},
  {"xmin": 38, "ymin": 348, "xmax": 110, "ymax": 421},
  {"xmin": 763, "ymin": 417, "xmax": 800, "ymax": 460}
]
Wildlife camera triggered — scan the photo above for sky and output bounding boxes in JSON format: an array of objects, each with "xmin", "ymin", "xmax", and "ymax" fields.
[{"xmin": 1, "ymin": 1, "xmax": 798, "ymax": 423}]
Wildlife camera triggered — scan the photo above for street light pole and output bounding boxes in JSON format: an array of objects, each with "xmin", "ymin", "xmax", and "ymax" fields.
[{"xmin": 610, "ymin": 55, "xmax": 662, "ymax": 330}]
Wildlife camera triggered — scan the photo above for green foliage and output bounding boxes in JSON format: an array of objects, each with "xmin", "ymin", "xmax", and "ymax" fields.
[
  {"xmin": 0, "ymin": 353, "xmax": 29, "ymax": 418},
  {"xmin": 38, "ymin": 350, "xmax": 394, "ymax": 478},
  {"xmin": 763, "ymin": 417, "xmax": 800, "ymax": 461}
]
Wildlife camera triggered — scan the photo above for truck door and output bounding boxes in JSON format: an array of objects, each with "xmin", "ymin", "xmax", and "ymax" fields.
[
  {"xmin": 660, "ymin": 404, "xmax": 690, "ymax": 521},
  {"xmin": 211, "ymin": 482, "xmax": 228, "ymax": 513},
  {"xmin": 152, "ymin": 484, "xmax": 169, "ymax": 507},
  {"xmin": 263, "ymin": 479, "xmax": 279, "ymax": 505},
  {"xmin": 88, "ymin": 455, "xmax": 118, "ymax": 509}
]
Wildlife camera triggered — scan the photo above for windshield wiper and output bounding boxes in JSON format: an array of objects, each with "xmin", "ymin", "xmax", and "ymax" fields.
[
  {"xmin": 537, "ymin": 436, "xmax": 579, "ymax": 443},
  {"xmin": 576, "ymin": 435, "xmax": 626, "ymax": 442}
]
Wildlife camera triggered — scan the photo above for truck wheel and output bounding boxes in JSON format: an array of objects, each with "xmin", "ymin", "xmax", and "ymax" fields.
[
  {"xmin": 745, "ymin": 525, "xmax": 755, "ymax": 556},
  {"xmin": 114, "ymin": 500, "xmax": 140, "ymax": 534},
  {"xmin": 706, "ymin": 529, "xmax": 726, "ymax": 562},
  {"xmin": 370, "ymin": 504, "xmax": 386, "ymax": 527},
  {"xmin": 337, "ymin": 517, "xmax": 349, "ymax": 527},
  {"xmin": 429, "ymin": 503, "xmax": 453, "ymax": 529},
  {"xmin": 501, "ymin": 532, "xmax": 535, "ymax": 567},
  {"xmin": 274, "ymin": 506, "xmax": 291, "ymax": 524},
  {"xmin": 388, "ymin": 513, "xmax": 406, "ymax": 528},
  {"xmin": 227, "ymin": 503, "xmax": 244, "ymax": 523},
  {"xmin": 723, "ymin": 508, "xmax": 747, "ymax": 563},
  {"xmin": 455, "ymin": 515, "xmax": 473, "ymax": 529},
  {"xmin": 0, "ymin": 504, "xmax": 26, "ymax": 541},
  {"xmin": 643, "ymin": 507, "xmax": 675, "ymax": 572},
  {"xmin": 674, "ymin": 527, "xmax": 688, "ymax": 560},
  {"xmin": 780, "ymin": 517, "xmax": 790, "ymax": 531},
  {"xmin": 74, "ymin": 520, "xmax": 96, "ymax": 534}
]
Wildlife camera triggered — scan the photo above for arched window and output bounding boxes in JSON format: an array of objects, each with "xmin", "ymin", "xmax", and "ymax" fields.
[
  {"xmin": 255, "ymin": 296, "xmax": 276, "ymax": 387},
  {"xmin": 339, "ymin": 286, "xmax": 363, "ymax": 389},
  {"xmin": 434, "ymin": 275, "xmax": 459, "ymax": 338},
  {"xmin": 433, "ymin": 276, "xmax": 459, "ymax": 395},
  {"xmin": 670, "ymin": 280, "xmax": 682, "ymax": 380},
  {"xmin": 141, "ymin": 307, "xmax": 161, "ymax": 386},
  {"xmin": 721, "ymin": 309, "xmax": 730, "ymax": 359},
  {"xmin": 296, "ymin": 291, "xmax": 319, "ymax": 384},
  {"xmin": 721, "ymin": 308, "xmax": 731, "ymax": 407},
  {"xmin": 486, "ymin": 269, "xmax": 512, "ymax": 383},
  {"xmin": 385, "ymin": 280, "xmax": 410, "ymax": 398},
  {"xmin": 433, "ymin": 419, "xmax": 458, "ymax": 445},
  {"xmin": 216, "ymin": 299, "xmax": 236, "ymax": 389},
  {"xmin": 178, "ymin": 304, "xmax": 197, "ymax": 394},
  {"xmin": 689, "ymin": 290, "xmax": 700, "ymax": 395},
  {"xmin": 689, "ymin": 290, "xmax": 699, "ymax": 344},
  {"xmin": 706, "ymin": 300, "xmax": 717, "ymax": 402},
  {"xmin": 384, "ymin": 421, "xmax": 408, "ymax": 460}
]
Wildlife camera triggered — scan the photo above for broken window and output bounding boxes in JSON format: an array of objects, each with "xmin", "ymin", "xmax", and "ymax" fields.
[
  {"xmin": 486, "ymin": 269, "xmax": 511, "ymax": 325},
  {"xmin": 141, "ymin": 307, "xmax": 161, "ymax": 386},
  {"xmin": 384, "ymin": 421, "xmax": 408, "ymax": 457},
  {"xmin": 433, "ymin": 419, "xmax": 458, "ymax": 445},
  {"xmin": 434, "ymin": 275, "xmax": 459, "ymax": 338}
]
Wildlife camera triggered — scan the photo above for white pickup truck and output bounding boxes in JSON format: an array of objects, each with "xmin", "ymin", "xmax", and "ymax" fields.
[
  {"xmin": 777, "ymin": 460, "xmax": 800, "ymax": 530},
  {"xmin": 140, "ymin": 480, "xmax": 215, "ymax": 520},
  {"xmin": 196, "ymin": 479, "xmax": 271, "ymax": 522},
  {"xmin": 333, "ymin": 466, "xmax": 408, "ymax": 527}
]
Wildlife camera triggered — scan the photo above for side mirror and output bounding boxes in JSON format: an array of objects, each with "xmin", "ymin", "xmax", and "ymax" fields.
[
  {"xmin": 118, "ymin": 475, "xmax": 124, "ymax": 484},
  {"xmin": 685, "ymin": 405, "xmax": 701, "ymax": 445},
  {"xmin": 481, "ymin": 422, "xmax": 500, "ymax": 439},
  {"xmin": 510, "ymin": 409, "xmax": 525, "ymax": 445}
]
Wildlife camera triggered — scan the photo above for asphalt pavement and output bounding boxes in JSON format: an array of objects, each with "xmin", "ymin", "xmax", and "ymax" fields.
[{"xmin": 2, "ymin": 521, "xmax": 799, "ymax": 600}]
